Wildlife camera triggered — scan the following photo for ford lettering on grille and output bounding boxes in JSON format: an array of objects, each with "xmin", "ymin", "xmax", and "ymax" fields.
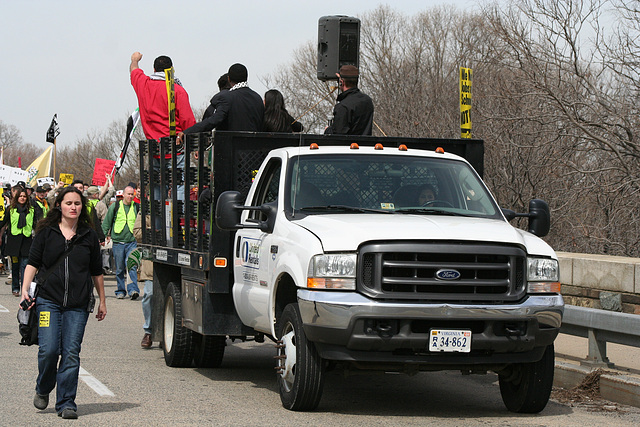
[{"xmin": 436, "ymin": 269, "xmax": 461, "ymax": 280}]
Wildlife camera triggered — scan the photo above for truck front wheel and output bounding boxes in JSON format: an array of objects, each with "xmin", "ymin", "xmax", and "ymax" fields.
[
  {"xmin": 163, "ymin": 282, "xmax": 195, "ymax": 367},
  {"xmin": 276, "ymin": 303, "xmax": 324, "ymax": 411},
  {"xmin": 498, "ymin": 344, "xmax": 555, "ymax": 413}
]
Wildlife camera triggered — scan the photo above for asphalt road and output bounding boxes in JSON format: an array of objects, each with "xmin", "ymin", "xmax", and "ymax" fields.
[{"xmin": 2, "ymin": 276, "xmax": 640, "ymax": 426}]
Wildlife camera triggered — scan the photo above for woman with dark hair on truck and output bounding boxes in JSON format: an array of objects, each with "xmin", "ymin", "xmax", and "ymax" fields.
[
  {"xmin": 20, "ymin": 186, "xmax": 106, "ymax": 420},
  {"xmin": 263, "ymin": 89, "xmax": 303, "ymax": 133}
]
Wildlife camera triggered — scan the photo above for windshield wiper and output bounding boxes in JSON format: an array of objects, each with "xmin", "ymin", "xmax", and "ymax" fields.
[
  {"xmin": 300, "ymin": 205, "xmax": 394, "ymax": 214},
  {"xmin": 395, "ymin": 208, "xmax": 472, "ymax": 217}
]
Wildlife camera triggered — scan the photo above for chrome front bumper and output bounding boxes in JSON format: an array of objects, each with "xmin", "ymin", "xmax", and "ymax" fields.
[{"xmin": 297, "ymin": 290, "xmax": 563, "ymax": 363}]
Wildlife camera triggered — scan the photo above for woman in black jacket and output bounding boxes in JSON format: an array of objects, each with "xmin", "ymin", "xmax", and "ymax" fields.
[
  {"xmin": 263, "ymin": 89, "xmax": 303, "ymax": 133},
  {"xmin": 20, "ymin": 186, "xmax": 106, "ymax": 420},
  {"xmin": 0, "ymin": 187, "xmax": 36, "ymax": 296}
]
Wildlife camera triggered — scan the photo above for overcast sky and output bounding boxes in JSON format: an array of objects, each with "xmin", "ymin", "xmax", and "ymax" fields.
[{"xmin": 1, "ymin": 0, "xmax": 477, "ymax": 151}]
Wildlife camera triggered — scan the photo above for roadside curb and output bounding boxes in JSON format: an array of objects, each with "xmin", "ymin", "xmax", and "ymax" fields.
[{"xmin": 554, "ymin": 360, "xmax": 640, "ymax": 408}]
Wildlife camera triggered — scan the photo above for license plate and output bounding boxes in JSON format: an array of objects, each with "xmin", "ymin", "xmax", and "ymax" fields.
[{"xmin": 429, "ymin": 329, "xmax": 471, "ymax": 353}]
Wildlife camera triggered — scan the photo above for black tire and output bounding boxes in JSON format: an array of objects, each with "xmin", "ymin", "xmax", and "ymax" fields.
[
  {"xmin": 499, "ymin": 344, "xmax": 555, "ymax": 413},
  {"xmin": 162, "ymin": 282, "xmax": 195, "ymax": 367},
  {"xmin": 276, "ymin": 303, "xmax": 324, "ymax": 411},
  {"xmin": 193, "ymin": 334, "xmax": 226, "ymax": 368}
]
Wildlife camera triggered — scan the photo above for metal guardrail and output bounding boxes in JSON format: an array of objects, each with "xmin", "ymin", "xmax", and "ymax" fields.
[{"xmin": 560, "ymin": 305, "xmax": 640, "ymax": 367}]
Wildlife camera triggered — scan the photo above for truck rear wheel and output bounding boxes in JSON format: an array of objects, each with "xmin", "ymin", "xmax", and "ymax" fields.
[
  {"xmin": 499, "ymin": 344, "xmax": 555, "ymax": 413},
  {"xmin": 276, "ymin": 303, "xmax": 324, "ymax": 411},
  {"xmin": 193, "ymin": 335, "xmax": 226, "ymax": 368},
  {"xmin": 163, "ymin": 282, "xmax": 195, "ymax": 367}
]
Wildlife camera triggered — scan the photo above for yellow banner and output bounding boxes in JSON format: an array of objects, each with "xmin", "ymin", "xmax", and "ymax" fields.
[
  {"xmin": 460, "ymin": 67, "xmax": 472, "ymax": 139},
  {"xmin": 26, "ymin": 145, "xmax": 53, "ymax": 187},
  {"xmin": 165, "ymin": 67, "xmax": 176, "ymax": 137}
]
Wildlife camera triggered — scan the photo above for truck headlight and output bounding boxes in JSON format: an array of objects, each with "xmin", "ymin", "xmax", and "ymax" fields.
[
  {"xmin": 307, "ymin": 254, "xmax": 357, "ymax": 290},
  {"xmin": 527, "ymin": 257, "xmax": 561, "ymax": 293}
]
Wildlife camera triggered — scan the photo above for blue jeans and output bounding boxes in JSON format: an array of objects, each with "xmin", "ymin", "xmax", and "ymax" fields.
[
  {"xmin": 11, "ymin": 256, "xmax": 28, "ymax": 293},
  {"xmin": 36, "ymin": 297, "xmax": 90, "ymax": 413},
  {"xmin": 142, "ymin": 279, "xmax": 153, "ymax": 334},
  {"xmin": 112, "ymin": 241, "xmax": 139, "ymax": 296}
]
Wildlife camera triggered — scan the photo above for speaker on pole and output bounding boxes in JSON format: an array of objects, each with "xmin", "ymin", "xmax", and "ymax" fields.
[{"xmin": 317, "ymin": 16, "xmax": 360, "ymax": 81}]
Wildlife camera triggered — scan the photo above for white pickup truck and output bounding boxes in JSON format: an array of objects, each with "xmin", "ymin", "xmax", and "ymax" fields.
[{"xmin": 139, "ymin": 131, "xmax": 563, "ymax": 414}]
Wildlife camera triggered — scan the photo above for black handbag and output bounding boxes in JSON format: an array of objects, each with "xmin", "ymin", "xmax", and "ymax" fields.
[{"xmin": 17, "ymin": 241, "xmax": 78, "ymax": 346}]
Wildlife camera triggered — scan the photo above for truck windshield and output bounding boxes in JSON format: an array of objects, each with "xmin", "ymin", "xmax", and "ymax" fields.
[{"xmin": 288, "ymin": 154, "xmax": 501, "ymax": 218}]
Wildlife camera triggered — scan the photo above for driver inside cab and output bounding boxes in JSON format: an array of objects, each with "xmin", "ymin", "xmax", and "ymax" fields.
[{"xmin": 417, "ymin": 184, "xmax": 437, "ymax": 205}]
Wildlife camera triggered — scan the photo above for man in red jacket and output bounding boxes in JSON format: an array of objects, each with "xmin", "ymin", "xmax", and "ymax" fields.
[
  {"xmin": 130, "ymin": 52, "xmax": 196, "ymax": 140},
  {"xmin": 130, "ymin": 52, "xmax": 196, "ymax": 202}
]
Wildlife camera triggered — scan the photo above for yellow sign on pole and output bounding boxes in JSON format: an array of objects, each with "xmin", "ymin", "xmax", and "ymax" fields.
[
  {"xmin": 165, "ymin": 67, "xmax": 176, "ymax": 137},
  {"xmin": 460, "ymin": 67, "xmax": 472, "ymax": 139},
  {"xmin": 59, "ymin": 173, "xmax": 74, "ymax": 185}
]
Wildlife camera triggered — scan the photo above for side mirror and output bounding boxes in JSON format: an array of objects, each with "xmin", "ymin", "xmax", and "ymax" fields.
[
  {"xmin": 215, "ymin": 191, "xmax": 278, "ymax": 234},
  {"xmin": 528, "ymin": 199, "xmax": 550, "ymax": 237},
  {"xmin": 501, "ymin": 199, "xmax": 551, "ymax": 237},
  {"xmin": 501, "ymin": 208, "xmax": 516, "ymax": 222},
  {"xmin": 215, "ymin": 191, "xmax": 244, "ymax": 230},
  {"xmin": 259, "ymin": 202, "xmax": 277, "ymax": 234}
]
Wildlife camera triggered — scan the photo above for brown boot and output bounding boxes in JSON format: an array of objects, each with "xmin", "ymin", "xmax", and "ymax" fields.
[{"xmin": 141, "ymin": 333, "xmax": 152, "ymax": 348}]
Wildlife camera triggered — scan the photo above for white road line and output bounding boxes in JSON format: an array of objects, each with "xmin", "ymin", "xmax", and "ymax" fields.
[
  {"xmin": 79, "ymin": 366, "xmax": 115, "ymax": 397},
  {"xmin": 0, "ymin": 304, "xmax": 9, "ymax": 313}
]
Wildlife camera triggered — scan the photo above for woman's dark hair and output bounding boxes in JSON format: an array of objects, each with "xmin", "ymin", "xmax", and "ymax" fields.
[
  {"xmin": 263, "ymin": 89, "xmax": 292, "ymax": 133},
  {"xmin": 35, "ymin": 186, "xmax": 92, "ymax": 234},
  {"xmin": 9, "ymin": 188, "xmax": 31, "ymax": 210}
]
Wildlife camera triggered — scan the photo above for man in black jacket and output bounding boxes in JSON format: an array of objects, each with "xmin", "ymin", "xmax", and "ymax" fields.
[
  {"xmin": 178, "ymin": 63, "xmax": 263, "ymax": 141},
  {"xmin": 201, "ymin": 73, "xmax": 231, "ymax": 120},
  {"xmin": 324, "ymin": 65, "xmax": 374, "ymax": 135}
]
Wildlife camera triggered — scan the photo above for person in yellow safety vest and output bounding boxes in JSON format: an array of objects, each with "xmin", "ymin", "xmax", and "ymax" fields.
[
  {"xmin": 0, "ymin": 186, "xmax": 6, "ymax": 274},
  {"xmin": 87, "ymin": 175, "xmax": 116, "ymax": 275},
  {"xmin": 0, "ymin": 188, "xmax": 36, "ymax": 296},
  {"xmin": 101, "ymin": 186, "xmax": 140, "ymax": 300},
  {"xmin": 33, "ymin": 186, "xmax": 50, "ymax": 223},
  {"xmin": 83, "ymin": 186, "xmax": 106, "ymax": 244}
]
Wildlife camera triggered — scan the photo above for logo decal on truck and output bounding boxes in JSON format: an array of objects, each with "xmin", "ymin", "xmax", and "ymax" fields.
[
  {"xmin": 240, "ymin": 237, "xmax": 261, "ymax": 285},
  {"xmin": 241, "ymin": 238, "xmax": 261, "ymax": 268},
  {"xmin": 435, "ymin": 269, "xmax": 461, "ymax": 280}
]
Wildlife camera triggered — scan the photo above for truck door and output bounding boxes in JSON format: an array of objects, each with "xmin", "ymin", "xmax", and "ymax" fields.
[{"xmin": 233, "ymin": 158, "xmax": 282, "ymax": 332}]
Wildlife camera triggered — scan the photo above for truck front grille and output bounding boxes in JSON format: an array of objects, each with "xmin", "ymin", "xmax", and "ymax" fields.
[{"xmin": 359, "ymin": 242, "xmax": 526, "ymax": 303}]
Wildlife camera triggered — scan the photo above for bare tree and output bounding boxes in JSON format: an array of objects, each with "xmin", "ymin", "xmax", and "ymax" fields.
[
  {"xmin": 0, "ymin": 120, "xmax": 24, "ymax": 151},
  {"xmin": 262, "ymin": 41, "xmax": 337, "ymax": 133},
  {"xmin": 3, "ymin": 142, "xmax": 43, "ymax": 169},
  {"xmin": 481, "ymin": 0, "xmax": 640, "ymax": 255},
  {"xmin": 56, "ymin": 114, "xmax": 143, "ymax": 189}
]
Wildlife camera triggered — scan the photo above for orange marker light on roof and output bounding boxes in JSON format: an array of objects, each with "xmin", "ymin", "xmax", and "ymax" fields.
[
  {"xmin": 436, "ymin": 147, "xmax": 445, "ymax": 154},
  {"xmin": 310, "ymin": 143, "xmax": 319, "ymax": 150},
  {"xmin": 374, "ymin": 143, "xmax": 384, "ymax": 150},
  {"xmin": 398, "ymin": 144, "xmax": 408, "ymax": 151},
  {"xmin": 350, "ymin": 143, "xmax": 360, "ymax": 149}
]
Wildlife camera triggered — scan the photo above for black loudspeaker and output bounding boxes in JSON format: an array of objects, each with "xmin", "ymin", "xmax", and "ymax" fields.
[{"xmin": 317, "ymin": 16, "xmax": 360, "ymax": 81}]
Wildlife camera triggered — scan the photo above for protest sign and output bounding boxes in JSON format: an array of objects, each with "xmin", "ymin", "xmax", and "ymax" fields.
[
  {"xmin": 92, "ymin": 158, "xmax": 116, "ymax": 186},
  {"xmin": 59, "ymin": 173, "xmax": 74, "ymax": 185}
]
